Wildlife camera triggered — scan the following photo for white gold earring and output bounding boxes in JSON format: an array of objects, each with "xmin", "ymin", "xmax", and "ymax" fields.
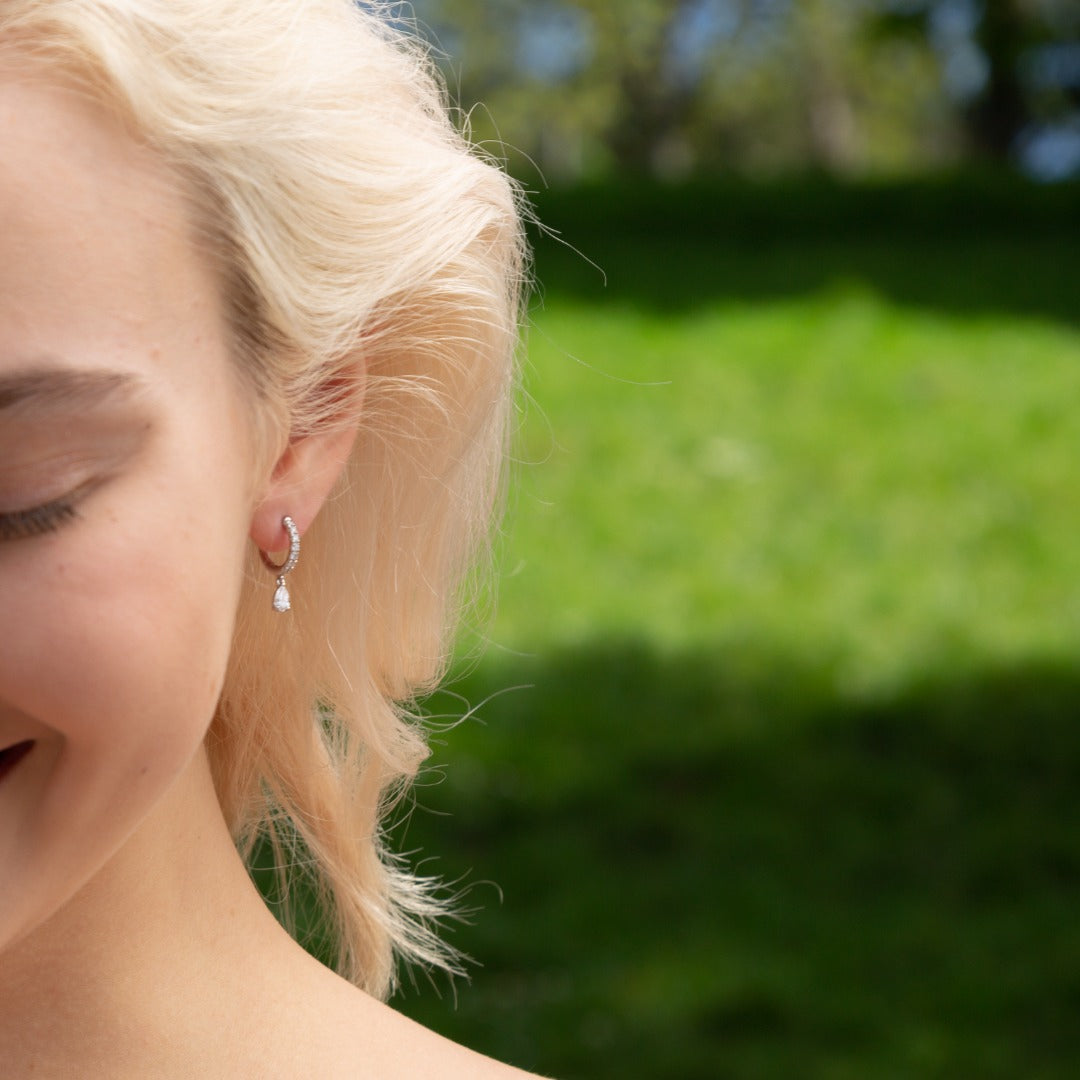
[{"xmin": 261, "ymin": 515, "xmax": 300, "ymax": 613}]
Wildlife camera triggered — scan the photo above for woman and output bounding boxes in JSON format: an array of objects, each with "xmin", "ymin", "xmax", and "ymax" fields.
[{"xmin": 0, "ymin": 0, "xmax": 538, "ymax": 1075}]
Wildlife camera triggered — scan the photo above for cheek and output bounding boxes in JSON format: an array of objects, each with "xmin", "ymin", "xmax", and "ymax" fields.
[
  {"xmin": 4, "ymin": 508, "xmax": 240, "ymax": 761},
  {"xmin": 0, "ymin": 479, "xmax": 249, "ymax": 939}
]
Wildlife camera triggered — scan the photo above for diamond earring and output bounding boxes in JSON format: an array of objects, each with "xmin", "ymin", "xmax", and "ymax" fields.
[{"xmin": 261, "ymin": 515, "xmax": 300, "ymax": 613}]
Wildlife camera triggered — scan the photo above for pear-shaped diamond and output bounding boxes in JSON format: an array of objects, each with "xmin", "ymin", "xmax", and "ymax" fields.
[{"xmin": 272, "ymin": 582, "xmax": 291, "ymax": 613}]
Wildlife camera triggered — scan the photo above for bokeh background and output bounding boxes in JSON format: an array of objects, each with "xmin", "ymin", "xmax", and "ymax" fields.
[{"xmin": 375, "ymin": 3, "xmax": 1080, "ymax": 1077}]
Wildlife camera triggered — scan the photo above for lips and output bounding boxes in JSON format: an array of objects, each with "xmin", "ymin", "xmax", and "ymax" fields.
[{"xmin": 0, "ymin": 740, "xmax": 34, "ymax": 785}]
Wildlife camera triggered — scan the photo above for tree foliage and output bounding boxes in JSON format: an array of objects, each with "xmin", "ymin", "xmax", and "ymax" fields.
[{"xmin": 412, "ymin": 0, "xmax": 1080, "ymax": 180}]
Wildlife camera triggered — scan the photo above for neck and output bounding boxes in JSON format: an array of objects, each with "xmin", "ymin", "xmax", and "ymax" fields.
[{"xmin": 0, "ymin": 750, "xmax": 300, "ymax": 1076}]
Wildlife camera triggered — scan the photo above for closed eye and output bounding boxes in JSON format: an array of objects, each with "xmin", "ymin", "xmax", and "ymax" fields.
[{"xmin": 0, "ymin": 496, "xmax": 80, "ymax": 541}]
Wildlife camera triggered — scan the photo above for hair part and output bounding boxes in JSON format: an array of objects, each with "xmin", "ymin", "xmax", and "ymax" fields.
[{"xmin": 0, "ymin": 0, "xmax": 527, "ymax": 997}]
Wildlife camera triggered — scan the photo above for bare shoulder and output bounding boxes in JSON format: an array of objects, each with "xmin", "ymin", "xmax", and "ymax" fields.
[
  {"xmin": 286, "ymin": 955, "xmax": 552, "ymax": 1080},
  {"xmin": 368, "ymin": 1001, "xmax": 550, "ymax": 1079}
]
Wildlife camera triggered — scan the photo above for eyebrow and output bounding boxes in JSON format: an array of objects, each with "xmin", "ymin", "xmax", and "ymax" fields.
[{"xmin": 0, "ymin": 366, "xmax": 145, "ymax": 418}]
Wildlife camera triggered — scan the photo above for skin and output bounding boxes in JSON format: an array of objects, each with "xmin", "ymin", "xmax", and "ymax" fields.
[{"xmin": 0, "ymin": 68, "xmax": 541, "ymax": 1079}]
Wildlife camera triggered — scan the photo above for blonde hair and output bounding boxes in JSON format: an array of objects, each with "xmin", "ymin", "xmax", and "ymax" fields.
[{"xmin": 0, "ymin": 0, "xmax": 526, "ymax": 997}]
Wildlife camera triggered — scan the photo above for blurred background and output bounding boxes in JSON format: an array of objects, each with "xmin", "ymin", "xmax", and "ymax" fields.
[{"xmin": 376, "ymin": 2, "xmax": 1080, "ymax": 1077}]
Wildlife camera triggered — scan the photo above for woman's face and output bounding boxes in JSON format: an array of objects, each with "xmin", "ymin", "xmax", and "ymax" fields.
[{"xmin": 0, "ymin": 69, "xmax": 257, "ymax": 945}]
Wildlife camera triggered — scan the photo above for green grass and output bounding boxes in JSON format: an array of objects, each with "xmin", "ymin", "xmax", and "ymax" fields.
[
  {"xmin": 502, "ymin": 291, "xmax": 1080, "ymax": 673},
  {"xmin": 381, "ymin": 181, "xmax": 1080, "ymax": 1077}
]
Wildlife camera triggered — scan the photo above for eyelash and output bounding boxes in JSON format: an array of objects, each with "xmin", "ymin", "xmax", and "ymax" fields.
[{"xmin": 0, "ymin": 497, "xmax": 80, "ymax": 541}]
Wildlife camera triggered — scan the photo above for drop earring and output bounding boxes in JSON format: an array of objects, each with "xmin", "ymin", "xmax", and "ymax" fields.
[{"xmin": 261, "ymin": 515, "xmax": 301, "ymax": 613}]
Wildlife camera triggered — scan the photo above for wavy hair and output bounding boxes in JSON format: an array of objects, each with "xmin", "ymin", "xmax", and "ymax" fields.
[{"xmin": 0, "ymin": 0, "xmax": 527, "ymax": 998}]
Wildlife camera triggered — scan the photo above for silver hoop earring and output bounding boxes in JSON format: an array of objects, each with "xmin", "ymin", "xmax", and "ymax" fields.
[{"xmin": 261, "ymin": 515, "xmax": 300, "ymax": 613}]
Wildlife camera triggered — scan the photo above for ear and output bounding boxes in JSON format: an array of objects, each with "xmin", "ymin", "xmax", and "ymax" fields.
[{"xmin": 249, "ymin": 421, "xmax": 358, "ymax": 555}]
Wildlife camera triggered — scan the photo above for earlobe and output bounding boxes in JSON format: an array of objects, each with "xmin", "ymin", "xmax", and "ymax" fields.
[{"xmin": 249, "ymin": 421, "xmax": 358, "ymax": 554}]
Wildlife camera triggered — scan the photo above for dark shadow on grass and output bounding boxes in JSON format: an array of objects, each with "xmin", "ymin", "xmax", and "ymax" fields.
[
  {"xmin": 392, "ymin": 640, "xmax": 1080, "ymax": 1079},
  {"xmin": 529, "ymin": 177, "xmax": 1080, "ymax": 330}
]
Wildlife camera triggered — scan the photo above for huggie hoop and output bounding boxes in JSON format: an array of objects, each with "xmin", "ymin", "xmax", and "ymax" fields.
[{"xmin": 261, "ymin": 515, "xmax": 300, "ymax": 613}]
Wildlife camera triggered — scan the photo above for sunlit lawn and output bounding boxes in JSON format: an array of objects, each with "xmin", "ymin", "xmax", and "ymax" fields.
[
  {"xmin": 383, "ymin": 184, "xmax": 1080, "ymax": 1078},
  {"xmin": 504, "ymin": 290, "xmax": 1080, "ymax": 670}
]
